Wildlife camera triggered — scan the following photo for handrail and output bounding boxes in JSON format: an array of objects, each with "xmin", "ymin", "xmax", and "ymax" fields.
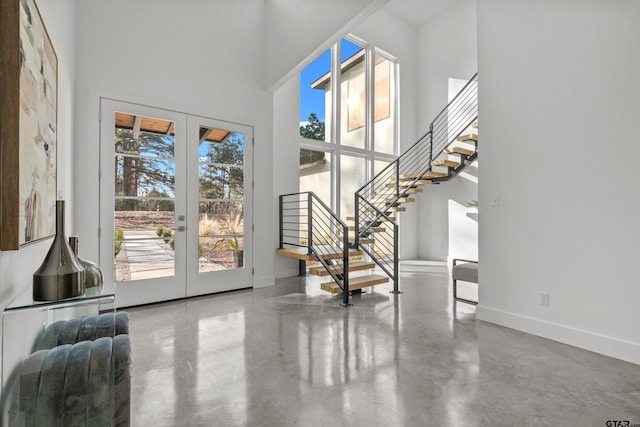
[
  {"xmin": 279, "ymin": 191, "xmax": 351, "ymax": 306},
  {"xmin": 431, "ymin": 72, "xmax": 478, "ymax": 125},
  {"xmin": 354, "ymin": 72, "xmax": 478, "ymax": 292}
]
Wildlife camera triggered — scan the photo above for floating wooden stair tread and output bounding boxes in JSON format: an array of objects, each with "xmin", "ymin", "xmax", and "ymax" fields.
[
  {"xmin": 386, "ymin": 179, "xmax": 431, "ymax": 187},
  {"xmin": 275, "ymin": 246, "xmax": 362, "ymax": 261},
  {"xmin": 352, "ymin": 237, "xmax": 374, "ymax": 245},
  {"xmin": 472, "ymin": 121, "xmax": 478, "ymax": 128},
  {"xmin": 349, "ymin": 226, "xmax": 385, "ymax": 232},
  {"xmin": 347, "ymin": 215, "xmax": 396, "ymax": 222},
  {"xmin": 444, "ymin": 146, "xmax": 475, "ymax": 156},
  {"xmin": 374, "ymin": 251, "xmax": 393, "ymax": 258},
  {"xmin": 424, "ymin": 171, "xmax": 448, "ymax": 179},
  {"xmin": 397, "ymin": 173, "xmax": 427, "ymax": 180},
  {"xmin": 371, "ymin": 196, "xmax": 415, "ymax": 204},
  {"xmin": 374, "ymin": 187, "xmax": 423, "ymax": 195},
  {"xmin": 321, "ymin": 274, "xmax": 389, "ymax": 294},
  {"xmin": 366, "ymin": 206, "xmax": 405, "ymax": 212},
  {"xmin": 309, "ymin": 260, "xmax": 375, "ymax": 276},
  {"xmin": 457, "ymin": 133, "xmax": 478, "ymax": 143},
  {"xmin": 396, "ymin": 197, "xmax": 415, "ymax": 203},
  {"xmin": 432, "ymin": 159, "xmax": 461, "ymax": 168},
  {"xmin": 379, "ymin": 216, "xmax": 396, "ymax": 222}
]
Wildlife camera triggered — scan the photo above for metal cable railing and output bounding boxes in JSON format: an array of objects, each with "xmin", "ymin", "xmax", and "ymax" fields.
[
  {"xmin": 279, "ymin": 191, "xmax": 351, "ymax": 306},
  {"xmin": 431, "ymin": 75, "xmax": 478, "ymax": 157},
  {"xmin": 354, "ymin": 73, "xmax": 478, "ymax": 290}
]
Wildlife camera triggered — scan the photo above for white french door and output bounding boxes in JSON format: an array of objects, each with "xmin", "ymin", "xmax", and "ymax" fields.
[
  {"xmin": 99, "ymin": 99, "xmax": 253, "ymax": 307},
  {"xmin": 185, "ymin": 115, "xmax": 253, "ymax": 296}
]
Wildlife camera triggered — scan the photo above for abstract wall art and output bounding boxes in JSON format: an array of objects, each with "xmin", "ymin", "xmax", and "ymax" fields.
[{"xmin": 1, "ymin": 0, "xmax": 57, "ymax": 250}]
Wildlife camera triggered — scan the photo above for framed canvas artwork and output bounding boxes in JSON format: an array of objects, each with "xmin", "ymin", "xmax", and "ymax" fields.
[{"xmin": 1, "ymin": 0, "xmax": 58, "ymax": 250}]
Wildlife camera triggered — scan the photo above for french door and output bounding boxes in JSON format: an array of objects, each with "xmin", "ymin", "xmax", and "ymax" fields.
[{"xmin": 99, "ymin": 99, "xmax": 253, "ymax": 307}]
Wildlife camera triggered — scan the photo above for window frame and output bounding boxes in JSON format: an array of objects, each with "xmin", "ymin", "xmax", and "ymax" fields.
[{"xmin": 299, "ymin": 35, "xmax": 399, "ymax": 219}]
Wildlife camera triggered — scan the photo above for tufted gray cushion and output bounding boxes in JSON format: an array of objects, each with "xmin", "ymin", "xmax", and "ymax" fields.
[
  {"xmin": 17, "ymin": 350, "xmax": 47, "ymax": 426},
  {"xmin": 33, "ymin": 312, "xmax": 130, "ymax": 351},
  {"xmin": 61, "ymin": 341, "xmax": 92, "ymax": 426},
  {"xmin": 11, "ymin": 313, "xmax": 131, "ymax": 426},
  {"xmin": 113, "ymin": 334, "xmax": 132, "ymax": 427},
  {"xmin": 86, "ymin": 337, "xmax": 113, "ymax": 427},
  {"xmin": 35, "ymin": 345, "xmax": 72, "ymax": 427}
]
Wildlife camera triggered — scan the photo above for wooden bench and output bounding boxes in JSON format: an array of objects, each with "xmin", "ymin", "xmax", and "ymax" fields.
[{"xmin": 452, "ymin": 259, "xmax": 478, "ymax": 305}]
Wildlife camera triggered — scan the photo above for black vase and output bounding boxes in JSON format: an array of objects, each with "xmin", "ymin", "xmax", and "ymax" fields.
[{"xmin": 33, "ymin": 200, "xmax": 85, "ymax": 301}]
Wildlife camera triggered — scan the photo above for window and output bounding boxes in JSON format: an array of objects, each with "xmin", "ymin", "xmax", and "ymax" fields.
[{"xmin": 299, "ymin": 36, "xmax": 398, "ymax": 219}]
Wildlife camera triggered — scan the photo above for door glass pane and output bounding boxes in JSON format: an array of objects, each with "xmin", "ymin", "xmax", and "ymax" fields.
[
  {"xmin": 340, "ymin": 155, "xmax": 366, "ymax": 217},
  {"xmin": 300, "ymin": 49, "xmax": 330, "ymax": 142},
  {"xmin": 113, "ymin": 114, "xmax": 176, "ymax": 282},
  {"xmin": 374, "ymin": 54, "xmax": 395, "ymax": 155},
  {"xmin": 299, "ymin": 149, "xmax": 331, "ymax": 206},
  {"xmin": 198, "ymin": 129, "xmax": 245, "ymax": 272},
  {"xmin": 341, "ymin": 38, "xmax": 366, "ymax": 149}
]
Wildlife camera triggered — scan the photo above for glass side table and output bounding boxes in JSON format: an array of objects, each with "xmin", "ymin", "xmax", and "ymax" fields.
[{"xmin": 2, "ymin": 289, "xmax": 116, "ymax": 426}]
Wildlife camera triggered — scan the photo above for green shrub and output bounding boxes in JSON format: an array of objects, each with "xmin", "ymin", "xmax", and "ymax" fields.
[
  {"xmin": 114, "ymin": 227, "xmax": 124, "ymax": 256},
  {"xmin": 156, "ymin": 227, "xmax": 173, "ymax": 243}
]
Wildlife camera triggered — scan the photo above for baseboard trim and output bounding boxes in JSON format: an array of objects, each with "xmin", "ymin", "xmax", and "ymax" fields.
[{"xmin": 477, "ymin": 305, "xmax": 640, "ymax": 366}]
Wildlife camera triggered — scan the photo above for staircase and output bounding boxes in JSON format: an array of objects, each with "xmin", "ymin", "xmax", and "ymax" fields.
[
  {"xmin": 277, "ymin": 191, "xmax": 387, "ymax": 306},
  {"xmin": 277, "ymin": 73, "xmax": 478, "ymax": 305}
]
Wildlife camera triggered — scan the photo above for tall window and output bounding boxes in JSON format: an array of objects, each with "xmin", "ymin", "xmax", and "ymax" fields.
[{"xmin": 299, "ymin": 36, "xmax": 398, "ymax": 219}]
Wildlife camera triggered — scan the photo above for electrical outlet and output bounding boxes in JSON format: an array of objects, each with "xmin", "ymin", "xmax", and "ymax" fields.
[{"xmin": 539, "ymin": 292, "xmax": 550, "ymax": 306}]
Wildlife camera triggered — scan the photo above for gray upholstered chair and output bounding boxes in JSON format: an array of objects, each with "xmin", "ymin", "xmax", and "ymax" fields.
[{"xmin": 9, "ymin": 313, "xmax": 131, "ymax": 427}]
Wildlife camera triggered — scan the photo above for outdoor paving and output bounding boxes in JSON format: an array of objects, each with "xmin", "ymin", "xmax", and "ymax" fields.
[
  {"xmin": 118, "ymin": 230, "xmax": 175, "ymax": 281},
  {"xmin": 115, "ymin": 230, "xmax": 227, "ymax": 282}
]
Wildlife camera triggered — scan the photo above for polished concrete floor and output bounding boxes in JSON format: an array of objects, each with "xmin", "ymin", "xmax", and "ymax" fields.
[{"xmin": 126, "ymin": 261, "xmax": 640, "ymax": 426}]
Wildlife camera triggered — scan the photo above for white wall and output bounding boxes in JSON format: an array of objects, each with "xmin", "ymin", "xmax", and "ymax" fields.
[
  {"xmin": 73, "ymin": 0, "xmax": 275, "ymax": 289},
  {"xmin": 265, "ymin": 0, "xmax": 387, "ymax": 90},
  {"xmin": 415, "ymin": 0, "xmax": 477, "ymax": 261},
  {"xmin": 477, "ymin": 0, "xmax": 640, "ymax": 364},
  {"xmin": 273, "ymin": 77, "xmax": 300, "ymax": 278},
  {"xmin": 0, "ymin": 0, "xmax": 76, "ymax": 391},
  {"xmin": 417, "ymin": 0, "xmax": 477, "ymax": 128}
]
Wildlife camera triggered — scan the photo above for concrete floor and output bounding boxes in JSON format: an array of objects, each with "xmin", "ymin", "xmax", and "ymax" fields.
[{"xmin": 126, "ymin": 262, "xmax": 640, "ymax": 426}]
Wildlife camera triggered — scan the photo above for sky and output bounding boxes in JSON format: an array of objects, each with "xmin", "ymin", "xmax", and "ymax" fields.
[{"xmin": 299, "ymin": 39, "xmax": 363, "ymax": 124}]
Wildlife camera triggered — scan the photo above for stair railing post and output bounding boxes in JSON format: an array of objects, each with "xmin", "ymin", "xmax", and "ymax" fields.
[
  {"xmin": 307, "ymin": 193, "xmax": 313, "ymax": 256},
  {"xmin": 354, "ymin": 198, "xmax": 359, "ymax": 248},
  {"xmin": 279, "ymin": 195, "xmax": 284, "ymax": 249},
  {"xmin": 341, "ymin": 223, "xmax": 351, "ymax": 307},
  {"xmin": 395, "ymin": 160, "xmax": 400, "ymax": 199},
  {"xmin": 391, "ymin": 221, "xmax": 401, "ymax": 294}
]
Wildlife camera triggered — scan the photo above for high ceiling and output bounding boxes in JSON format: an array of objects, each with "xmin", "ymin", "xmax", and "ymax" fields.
[{"xmin": 384, "ymin": 0, "xmax": 462, "ymax": 27}]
